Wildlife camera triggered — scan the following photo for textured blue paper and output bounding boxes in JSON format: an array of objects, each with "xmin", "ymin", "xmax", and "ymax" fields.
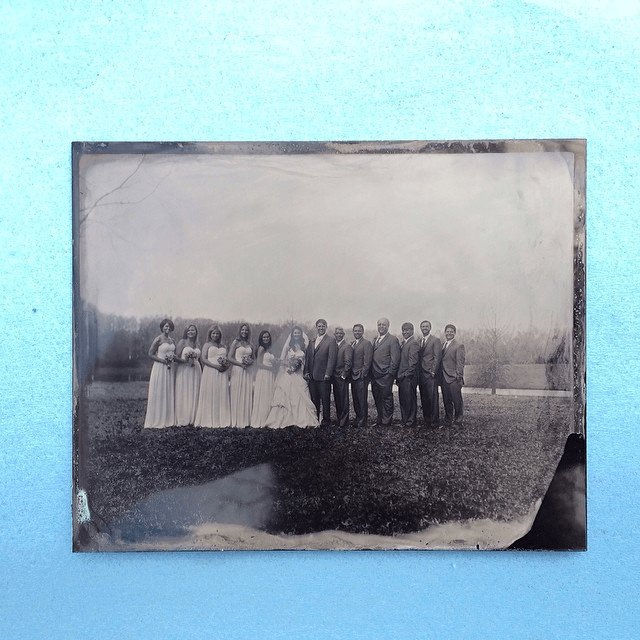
[{"xmin": 1, "ymin": 1, "xmax": 638, "ymax": 638}]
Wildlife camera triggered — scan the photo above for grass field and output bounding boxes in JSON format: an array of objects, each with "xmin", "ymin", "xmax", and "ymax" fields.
[
  {"xmin": 77, "ymin": 382, "xmax": 572, "ymax": 540},
  {"xmin": 92, "ymin": 363, "xmax": 572, "ymax": 390}
]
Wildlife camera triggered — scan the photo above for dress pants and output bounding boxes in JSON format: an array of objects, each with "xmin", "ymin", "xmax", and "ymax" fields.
[
  {"xmin": 351, "ymin": 378, "xmax": 369, "ymax": 427},
  {"xmin": 332, "ymin": 377, "xmax": 350, "ymax": 427},
  {"xmin": 397, "ymin": 376, "xmax": 418, "ymax": 426},
  {"xmin": 309, "ymin": 379, "xmax": 332, "ymax": 425},
  {"xmin": 371, "ymin": 373, "xmax": 394, "ymax": 425},
  {"xmin": 418, "ymin": 373, "xmax": 440, "ymax": 425},
  {"xmin": 441, "ymin": 378, "xmax": 463, "ymax": 424}
]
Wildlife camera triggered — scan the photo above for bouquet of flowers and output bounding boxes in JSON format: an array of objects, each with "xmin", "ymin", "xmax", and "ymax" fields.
[
  {"xmin": 217, "ymin": 356, "xmax": 230, "ymax": 372},
  {"xmin": 164, "ymin": 354, "xmax": 174, "ymax": 370},
  {"xmin": 241, "ymin": 354, "xmax": 254, "ymax": 367},
  {"xmin": 183, "ymin": 347, "xmax": 200, "ymax": 367},
  {"xmin": 286, "ymin": 355, "xmax": 303, "ymax": 374}
]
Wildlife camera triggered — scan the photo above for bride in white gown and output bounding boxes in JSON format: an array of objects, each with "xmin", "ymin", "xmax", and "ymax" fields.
[{"xmin": 265, "ymin": 326, "xmax": 319, "ymax": 429}]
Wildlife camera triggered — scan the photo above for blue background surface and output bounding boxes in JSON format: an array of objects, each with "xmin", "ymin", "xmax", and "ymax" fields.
[{"xmin": 1, "ymin": 2, "xmax": 637, "ymax": 638}]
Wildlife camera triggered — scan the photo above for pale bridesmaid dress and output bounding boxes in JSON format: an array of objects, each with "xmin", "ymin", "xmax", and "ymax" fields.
[
  {"xmin": 174, "ymin": 346, "xmax": 202, "ymax": 426},
  {"xmin": 143, "ymin": 341, "xmax": 176, "ymax": 429},
  {"xmin": 195, "ymin": 345, "xmax": 231, "ymax": 428},
  {"xmin": 230, "ymin": 344, "xmax": 254, "ymax": 427}
]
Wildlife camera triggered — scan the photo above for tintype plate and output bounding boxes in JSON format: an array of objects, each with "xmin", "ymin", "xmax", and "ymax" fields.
[{"xmin": 73, "ymin": 140, "xmax": 585, "ymax": 551}]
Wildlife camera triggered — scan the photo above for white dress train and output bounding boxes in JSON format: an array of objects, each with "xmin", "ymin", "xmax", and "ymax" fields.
[{"xmin": 265, "ymin": 347, "xmax": 319, "ymax": 429}]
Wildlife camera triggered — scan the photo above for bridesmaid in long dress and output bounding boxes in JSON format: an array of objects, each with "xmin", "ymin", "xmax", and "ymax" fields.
[
  {"xmin": 143, "ymin": 318, "xmax": 176, "ymax": 429},
  {"xmin": 194, "ymin": 325, "xmax": 231, "ymax": 428},
  {"xmin": 250, "ymin": 331, "xmax": 277, "ymax": 427},
  {"xmin": 174, "ymin": 324, "xmax": 202, "ymax": 426},
  {"xmin": 227, "ymin": 323, "xmax": 255, "ymax": 427}
]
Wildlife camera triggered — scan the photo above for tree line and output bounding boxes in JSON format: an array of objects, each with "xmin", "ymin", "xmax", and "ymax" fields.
[{"xmin": 75, "ymin": 304, "xmax": 571, "ymax": 390}]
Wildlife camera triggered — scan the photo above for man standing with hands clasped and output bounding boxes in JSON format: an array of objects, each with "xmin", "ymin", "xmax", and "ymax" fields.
[
  {"xmin": 438, "ymin": 323, "xmax": 465, "ymax": 427},
  {"xmin": 396, "ymin": 322, "xmax": 421, "ymax": 428},
  {"xmin": 350, "ymin": 324, "xmax": 372, "ymax": 428},
  {"xmin": 332, "ymin": 326, "xmax": 353, "ymax": 427},
  {"xmin": 304, "ymin": 319, "xmax": 337, "ymax": 427},
  {"xmin": 417, "ymin": 320, "xmax": 442, "ymax": 428},
  {"xmin": 370, "ymin": 317, "xmax": 401, "ymax": 427}
]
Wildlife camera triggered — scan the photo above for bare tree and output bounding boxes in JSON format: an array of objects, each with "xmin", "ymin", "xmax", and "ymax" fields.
[{"xmin": 475, "ymin": 313, "xmax": 512, "ymax": 394}]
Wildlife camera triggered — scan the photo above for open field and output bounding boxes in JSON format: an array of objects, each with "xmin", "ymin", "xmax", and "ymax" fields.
[
  {"xmin": 77, "ymin": 382, "xmax": 572, "ymax": 545},
  {"xmin": 91, "ymin": 363, "xmax": 572, "ymax": 390}
]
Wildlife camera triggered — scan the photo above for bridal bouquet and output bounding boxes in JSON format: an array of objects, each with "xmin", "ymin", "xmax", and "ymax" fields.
[
  {"xmin": 164, "ymin": 354, "xmax": 174, "ymax": 370},
  {"xmin": 217, "ymin": 356, "xmax": 230, "ymax": 371},
  {"xmin": 286, "ymin": 356, "xmax": 303, "ymax": 374}
]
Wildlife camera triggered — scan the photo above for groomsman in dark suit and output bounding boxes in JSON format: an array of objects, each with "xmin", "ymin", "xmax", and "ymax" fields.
[
  {"xmin": 396, "ymin": 322, "xmax": 420, "ymax": 427},
  {"xmin": 438, "ymin": 324, "xmax": 465, "ymax": 426},
  {"xmin": 304, "ymin": 318, "xmax": 337, "ymax": 426},
  {"xmin": 331, "ymin": 326, "xmax": 353, "ymax": 427},
  {"xmin": 350, "ymin": 323, "xmax": 373, "ymax": 428},
  {"xmin": 370, "ymin": 317, "xmax": 401, "ymax": 426},
  {"xmin": 417, "ymin": 320, "xmax": 442, "ymax": 427}
]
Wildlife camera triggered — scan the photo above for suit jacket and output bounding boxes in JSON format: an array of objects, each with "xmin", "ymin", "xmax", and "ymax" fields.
[
  {"xmin": 418, "ymin": 334, "xmax": 442, "ymax": 378},
  {"xmin": 439, "ymin": 338, "xmax": 465, "ymax": 384},
  {"xmin": 333, "ymin": 340, "xmax": 353, "ymax": 379},
  {"xmin": 350, "ymin": 338, "xmax": 373, "ymax": 381},
  {"xmin": 305, "ymin": 334, "xmax": 337, "ymax": 381},
  {"xmin": 397, "ymin": 335, "xmax": 420, "ymax": 381},
  {"xmin": 371, "ymin": 332, "xmax": 401, "ymax": 379}
]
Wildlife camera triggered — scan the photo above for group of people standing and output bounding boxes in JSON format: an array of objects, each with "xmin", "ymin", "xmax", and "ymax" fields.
[{"xmin": 142, "ymin": 316, "xmax": 465, "ymax": 430}]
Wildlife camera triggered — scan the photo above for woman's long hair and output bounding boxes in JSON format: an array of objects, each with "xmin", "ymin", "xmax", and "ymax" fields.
[
  {"xmin": 289, "ymin": 325, "xmax": 305, "ymax": 350},
  {"xmin": 182, "ymin": 324, "xmax": 198, "ymax": 341},
  {"xmin": 279, "ymin": 325, "xmax": 308, "ymax": 360},
  {"xmin": 207, "ymin": 324, "xmax": 222, "ymax": 344},
  {"xmin": 258, "ymin": 330, "xmax": 272, "ymax": 351},
  {"xmin": 237, "ymin": 323, "xmax": 251, "ymax": 342}
]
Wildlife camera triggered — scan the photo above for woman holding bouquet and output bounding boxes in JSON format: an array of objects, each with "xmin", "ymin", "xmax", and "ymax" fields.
[
  {"xmin": 143, "ymin": 318, "xmax": 176, "ymax": 429},
  {"xmin": 174, "ymin": 324, "xmax": 202, "ymax": 426},
  {"xmin": 265, "ymin": 326, "xmax": 319, "ymax": 429},
  {"xmin": 250, "ymin": 330, "xmax": 277, "ymax": 427},
  {"xmin": 195, "ymin": 325, "xmax": 231, "ymax": 428},
  {"xmin": 227, "ymin": 323, "xmax": 255, "ymax": 427}
]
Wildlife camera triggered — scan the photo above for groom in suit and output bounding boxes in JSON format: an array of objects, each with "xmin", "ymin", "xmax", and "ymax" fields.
[
  {"xmin": 396, "ymin": 322, "xmax": 420, "ymax": 428},
  {"xmin": 331, "ymin": 326, "xmax": 353, "ymax": 427},
  {"xmin": 417, "ymin": 320, "xmax": 442, "ymax": 427},
  {"xmin": 304, "ymin": 318, "xmax": 337, "ymax": 426},
  {"xmin": 370, "ymin": 317, "xmax": 401, "ymax": 426},
  {"xmin": 350, "ymin": 323, "xmax": 373, "ymax": 428},
  {"xmin": 438, "ymin": 324, "xmax": 465, "ymax": 426}
]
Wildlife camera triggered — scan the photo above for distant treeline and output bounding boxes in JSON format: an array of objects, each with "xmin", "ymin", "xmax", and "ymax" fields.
[{"xmin": 75, "ymin": 304, "xmax": 571, "ymax": 389}]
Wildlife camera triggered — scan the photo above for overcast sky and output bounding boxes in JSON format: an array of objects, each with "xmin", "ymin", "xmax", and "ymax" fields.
[{"xmin": 78, "ymin": 149, "xmax": 574, "ymax": 335}]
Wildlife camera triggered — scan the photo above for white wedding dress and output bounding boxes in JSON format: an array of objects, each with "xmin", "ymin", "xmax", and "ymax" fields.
[{"xmin": 265, "ymin": 346, "xmax": 319, "ymax": 429}]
